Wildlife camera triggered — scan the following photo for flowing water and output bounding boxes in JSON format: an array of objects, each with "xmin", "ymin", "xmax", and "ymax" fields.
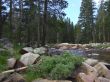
[
  {"xmin": 86, "ymin": 50, "xmax": 110, "ymax": 63},
  {"xmin": 48, "ymin": 48, "xmax": 110, "ymax": 63}
]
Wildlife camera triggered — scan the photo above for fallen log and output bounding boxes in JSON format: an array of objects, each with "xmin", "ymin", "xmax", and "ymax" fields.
[
  {"xmin": 1, "ymin": 59, "xmax": 42, "ymax": 74},
  {"xmin": 2, "ymin": 66, "xmax": 27, "ymax": 74}
]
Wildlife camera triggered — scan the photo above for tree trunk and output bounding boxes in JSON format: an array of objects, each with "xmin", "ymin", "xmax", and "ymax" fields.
[
  {"xmin": 98, "ymin": 25, "xmax": 101, "ymax": 42},
  {"xmin": 18, "ymin": 0, "xmax": 23, "ymax": 44},
  {"xmin": 42, "ymin": 0, "xmax": 48, "ymax": 46},
  {"xmin": 57, "ymin": 32, "xmax": 60, "ymax": 43},
  {"xmin": 102, "ymin": 18, "xmax": 106, "ymax": 42},
  {"xmin": 10, "ymin": 0, "xmax": 13, "ymax": 40},
  {"xmin": 108, "ymin": 32, "xmax": 109, "ymax": 42},
  {"xmin": 92, "ymin": 27, "xmax": 95, "ymax": 43},
  {"xmin": 0, "ymin": 0, "xmax": 2, "ymax": 39},
  {"xmin": 37, "ymin": 0, "xmax": 40, "ymax": 47}
]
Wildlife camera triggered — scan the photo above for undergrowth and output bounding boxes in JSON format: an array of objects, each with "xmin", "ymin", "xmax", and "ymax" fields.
[{"xmin": 25, "ymin": 52, "xmax": 84, "ymax": 82}]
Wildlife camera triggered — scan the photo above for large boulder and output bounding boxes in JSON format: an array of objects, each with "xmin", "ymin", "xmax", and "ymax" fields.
[
  {"xmin": 77, "ymin": 73, "xmax": 95, "ymax": 82},
  {"xmin": 7, "ymin": 58, "xmax": 17, "ymax": 68},
  {"xmin": 20, "ymin": 52, "xmax": 40, "ymax": 66},
  {"xmin": 32, "ymin": 79, "xmax": 72, "ymax": 82},
  {"xmin": 34, "ymin": 47, "xmax": 47, "ymax": 54},
  {"xmin": 20, "ymin": 47, "xmax": 33, "ymax": 54},
  {"xmin": 105, "ymin": 70, "xmax": 110, "ymax": 80},
  {"xmin": 77, "ymin": 63, "xmax": 98, "ymax": 82},
  {"xmin": 95, "ymin": 77, "xmax": 110, "ymax": 82},
  {"xmin": 82, "ymin": 62, "xmax": 98, "ymax": 77},
  {"xmin": 84, "ymin": 59, "xmax": 98, "ymax": 66},
  {"xmin": 3, "ymin": 73, "xmax": 25, "ymax": 82},
  {"xmin": 94, "ymin": 63, "xmax": 109, "ymax": 77}
]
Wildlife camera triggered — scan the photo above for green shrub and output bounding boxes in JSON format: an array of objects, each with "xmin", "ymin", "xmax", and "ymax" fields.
[
  {"xmin": 25, "ymin": 53, "xmax": 84, "ymax": 81},
  {"xmin": 50, "ymin": 63, "xmax": 72, "ymax": 79}
]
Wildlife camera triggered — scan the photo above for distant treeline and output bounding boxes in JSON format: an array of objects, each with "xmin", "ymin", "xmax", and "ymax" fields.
[{"xmin": 0, "ymin": 0, "xmax": 110, "ymax": 46}]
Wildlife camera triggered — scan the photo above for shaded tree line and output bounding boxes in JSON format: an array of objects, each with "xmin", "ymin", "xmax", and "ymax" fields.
[
  {"xmin": 75, "ymin": 0, "xmax": 110, "ymax": 43},
  {"xmin": 1, "ymin": 0, "xmax": 110, "ymax": 45},
  {"xmin": 0, "ymin": 0, "xmax": 74, "ymax": 46}
]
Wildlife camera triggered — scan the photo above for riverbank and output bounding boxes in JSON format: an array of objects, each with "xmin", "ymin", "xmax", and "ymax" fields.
[{"xmin": 0, "ymin": 42, "xmax": 110, "ymax": 82}]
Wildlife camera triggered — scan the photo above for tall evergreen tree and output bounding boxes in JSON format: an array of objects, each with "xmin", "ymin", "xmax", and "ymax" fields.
[
  {"xmin": 96, "ymin": 0, "xmax": 106, "ymax": 42},
  {"xmin": 0, "ymin": 0, "xmax": 7, "ymax": 39},
  {"xmin": 105, "ymin": 0, "xmax": 110, "ymax": 42},
  {"xmin": 78, "ymin": 0, "xmax": 96, "ymax": 43}
]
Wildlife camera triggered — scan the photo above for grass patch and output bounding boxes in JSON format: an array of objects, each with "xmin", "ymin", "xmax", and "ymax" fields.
[
  {"xmin": 25, "ymin": 53, "xmax": 84, "ymax": 82},
  {"xmin": 0, "ymin": 44, "xmax": 23, "ymax": 72},
  {"xmin": 13, "ymin": 44, "xmax": 23, "ymax": 60},
  {"xmin": 0, "ymin": 44, "xmax": 3, "ymax": 48},
  {"xmin": 0, "ymin": 51, "xmax": 9, "ymax": 72}
]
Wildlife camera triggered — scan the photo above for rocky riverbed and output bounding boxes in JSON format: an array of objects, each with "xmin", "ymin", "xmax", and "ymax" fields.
[{"xmin": 0, "ymin": 40, "xmax": 110, "ymax": 82}]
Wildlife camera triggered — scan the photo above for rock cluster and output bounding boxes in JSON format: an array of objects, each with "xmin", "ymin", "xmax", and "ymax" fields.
[
  {"xmin": 1, "ymin": 43, "xmax": 110, "ymax": 82},
  {"xmin": 7, "ymin": 53, "xmax": 40, "ymax": 69},
  {"xmin": 77, "ymin": 59, "xmax": 110, "ymax": 82},
  {"xmin": 20, "ymin": 47, "xmax": 47, "ymax": 55},
  {"xmin": 7, "ymin": 46, "xmax": 47, "ymax": 69}
]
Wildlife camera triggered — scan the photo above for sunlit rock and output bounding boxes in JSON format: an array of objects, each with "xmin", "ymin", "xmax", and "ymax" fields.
[{"xmin": 20, "ymin": 52, "xmax": 40, "ymax": 65}]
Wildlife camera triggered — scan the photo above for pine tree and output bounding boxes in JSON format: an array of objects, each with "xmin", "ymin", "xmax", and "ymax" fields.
[
  {"xmin": 105, "ymin": 0, "xmax": 110, "ymax": 42},
  {"xmin": 0, "ymin": 0, "xmax": 7, "ymax": 39},
  {"xmin": 78, "ymin": 0, "xmax": 96, "ymax": 43},
  {"xmin": 96, "ymin": 0, "xmax": 106, "ymax": 42}
]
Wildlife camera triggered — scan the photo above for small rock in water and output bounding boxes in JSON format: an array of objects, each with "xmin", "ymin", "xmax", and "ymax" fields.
[
  {"xmin": 88, "ymin": 53, "xmax": 100, "ymax": 56},
  {"xmin": 92, "ymin": 53, "xmax": 100, "ymax": 56}
]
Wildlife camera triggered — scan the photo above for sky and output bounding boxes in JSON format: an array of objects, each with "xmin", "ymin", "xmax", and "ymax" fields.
[{"xmin": 64, "ymin": 0, "xmax": 102, "ymax": 24}]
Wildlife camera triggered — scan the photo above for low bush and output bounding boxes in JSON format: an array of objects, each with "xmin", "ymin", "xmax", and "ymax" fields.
[{"xmin": 25, "ymin": 52, "xmax": 84, "ymax": 82}]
